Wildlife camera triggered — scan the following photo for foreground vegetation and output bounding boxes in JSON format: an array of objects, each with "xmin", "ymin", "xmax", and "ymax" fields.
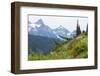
[{"xmin": 28, "ymin": 33, "xmax": 88, "ymax": 61}]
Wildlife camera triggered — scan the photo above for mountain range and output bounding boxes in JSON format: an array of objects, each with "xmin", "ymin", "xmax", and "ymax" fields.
[
  {"xmin": 28, "ymin": 19, "xmax": 76, "ymax": 54},
  {"xmin": 28, "ymin": 19, "xmax": 74, "ymax": 39}
]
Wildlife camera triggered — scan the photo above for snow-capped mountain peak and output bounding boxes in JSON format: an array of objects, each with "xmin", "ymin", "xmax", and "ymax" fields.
[
  {"xmin": 57, "ymin": 25, "xmax": 65, "ymax": 29},
  {"xmin": 34, "ymin": 19, "xmax": 44, "ymax": 25},
  {"xmin": 28, "ymin": 19, "xmax": 57, "ymax": 38}
]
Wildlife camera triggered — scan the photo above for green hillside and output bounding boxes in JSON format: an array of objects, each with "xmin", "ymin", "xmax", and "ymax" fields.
[{"xmin": 28, "ymin": 33, "xmax": 88, "ymax": 60}]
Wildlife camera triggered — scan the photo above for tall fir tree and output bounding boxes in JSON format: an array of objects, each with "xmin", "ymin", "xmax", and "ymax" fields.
[
  {"xmin": 86, "ymin": 24, "xmax": 88, "ymax": 35},
  {"xmin": 76, "ymin": 20, "xmax": 81, "ymax": 36}
]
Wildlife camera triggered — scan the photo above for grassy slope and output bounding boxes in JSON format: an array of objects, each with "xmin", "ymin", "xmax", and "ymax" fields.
[{"xmin": 28, "ymin": 33, "xmax": 88, "ymax": 60}]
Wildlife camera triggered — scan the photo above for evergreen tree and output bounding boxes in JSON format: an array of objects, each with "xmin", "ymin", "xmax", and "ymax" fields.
[
  {"xmin": 82, "ymin": 30, "xmax": 85, "ymax": 33},
  {"xmin": 86, "ymin": 24, "xmax": 88, "ymax": 35},
  {"xmin": 76, "ymin": 20, "xmax": 81, "ymax": 36}
]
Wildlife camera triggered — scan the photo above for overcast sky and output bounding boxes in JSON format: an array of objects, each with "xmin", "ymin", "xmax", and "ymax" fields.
[{"xmin": 28, "ymin": 15, "xmax": 88, "ymax": 32}]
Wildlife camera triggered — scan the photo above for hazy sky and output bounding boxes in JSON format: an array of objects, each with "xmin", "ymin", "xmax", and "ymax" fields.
[{"xmin": 28, "ymin": 15, "xmax": 88, "ymax": 32}]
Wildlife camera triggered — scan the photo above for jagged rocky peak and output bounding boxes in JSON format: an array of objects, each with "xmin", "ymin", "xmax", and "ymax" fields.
[
  {"xmin": 58, "ymin": 25, "xmax": 65, "ymax": 29},
  {"xmin": 34, "ymin": 18, "xmax": 44, "ymax": 25}
]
